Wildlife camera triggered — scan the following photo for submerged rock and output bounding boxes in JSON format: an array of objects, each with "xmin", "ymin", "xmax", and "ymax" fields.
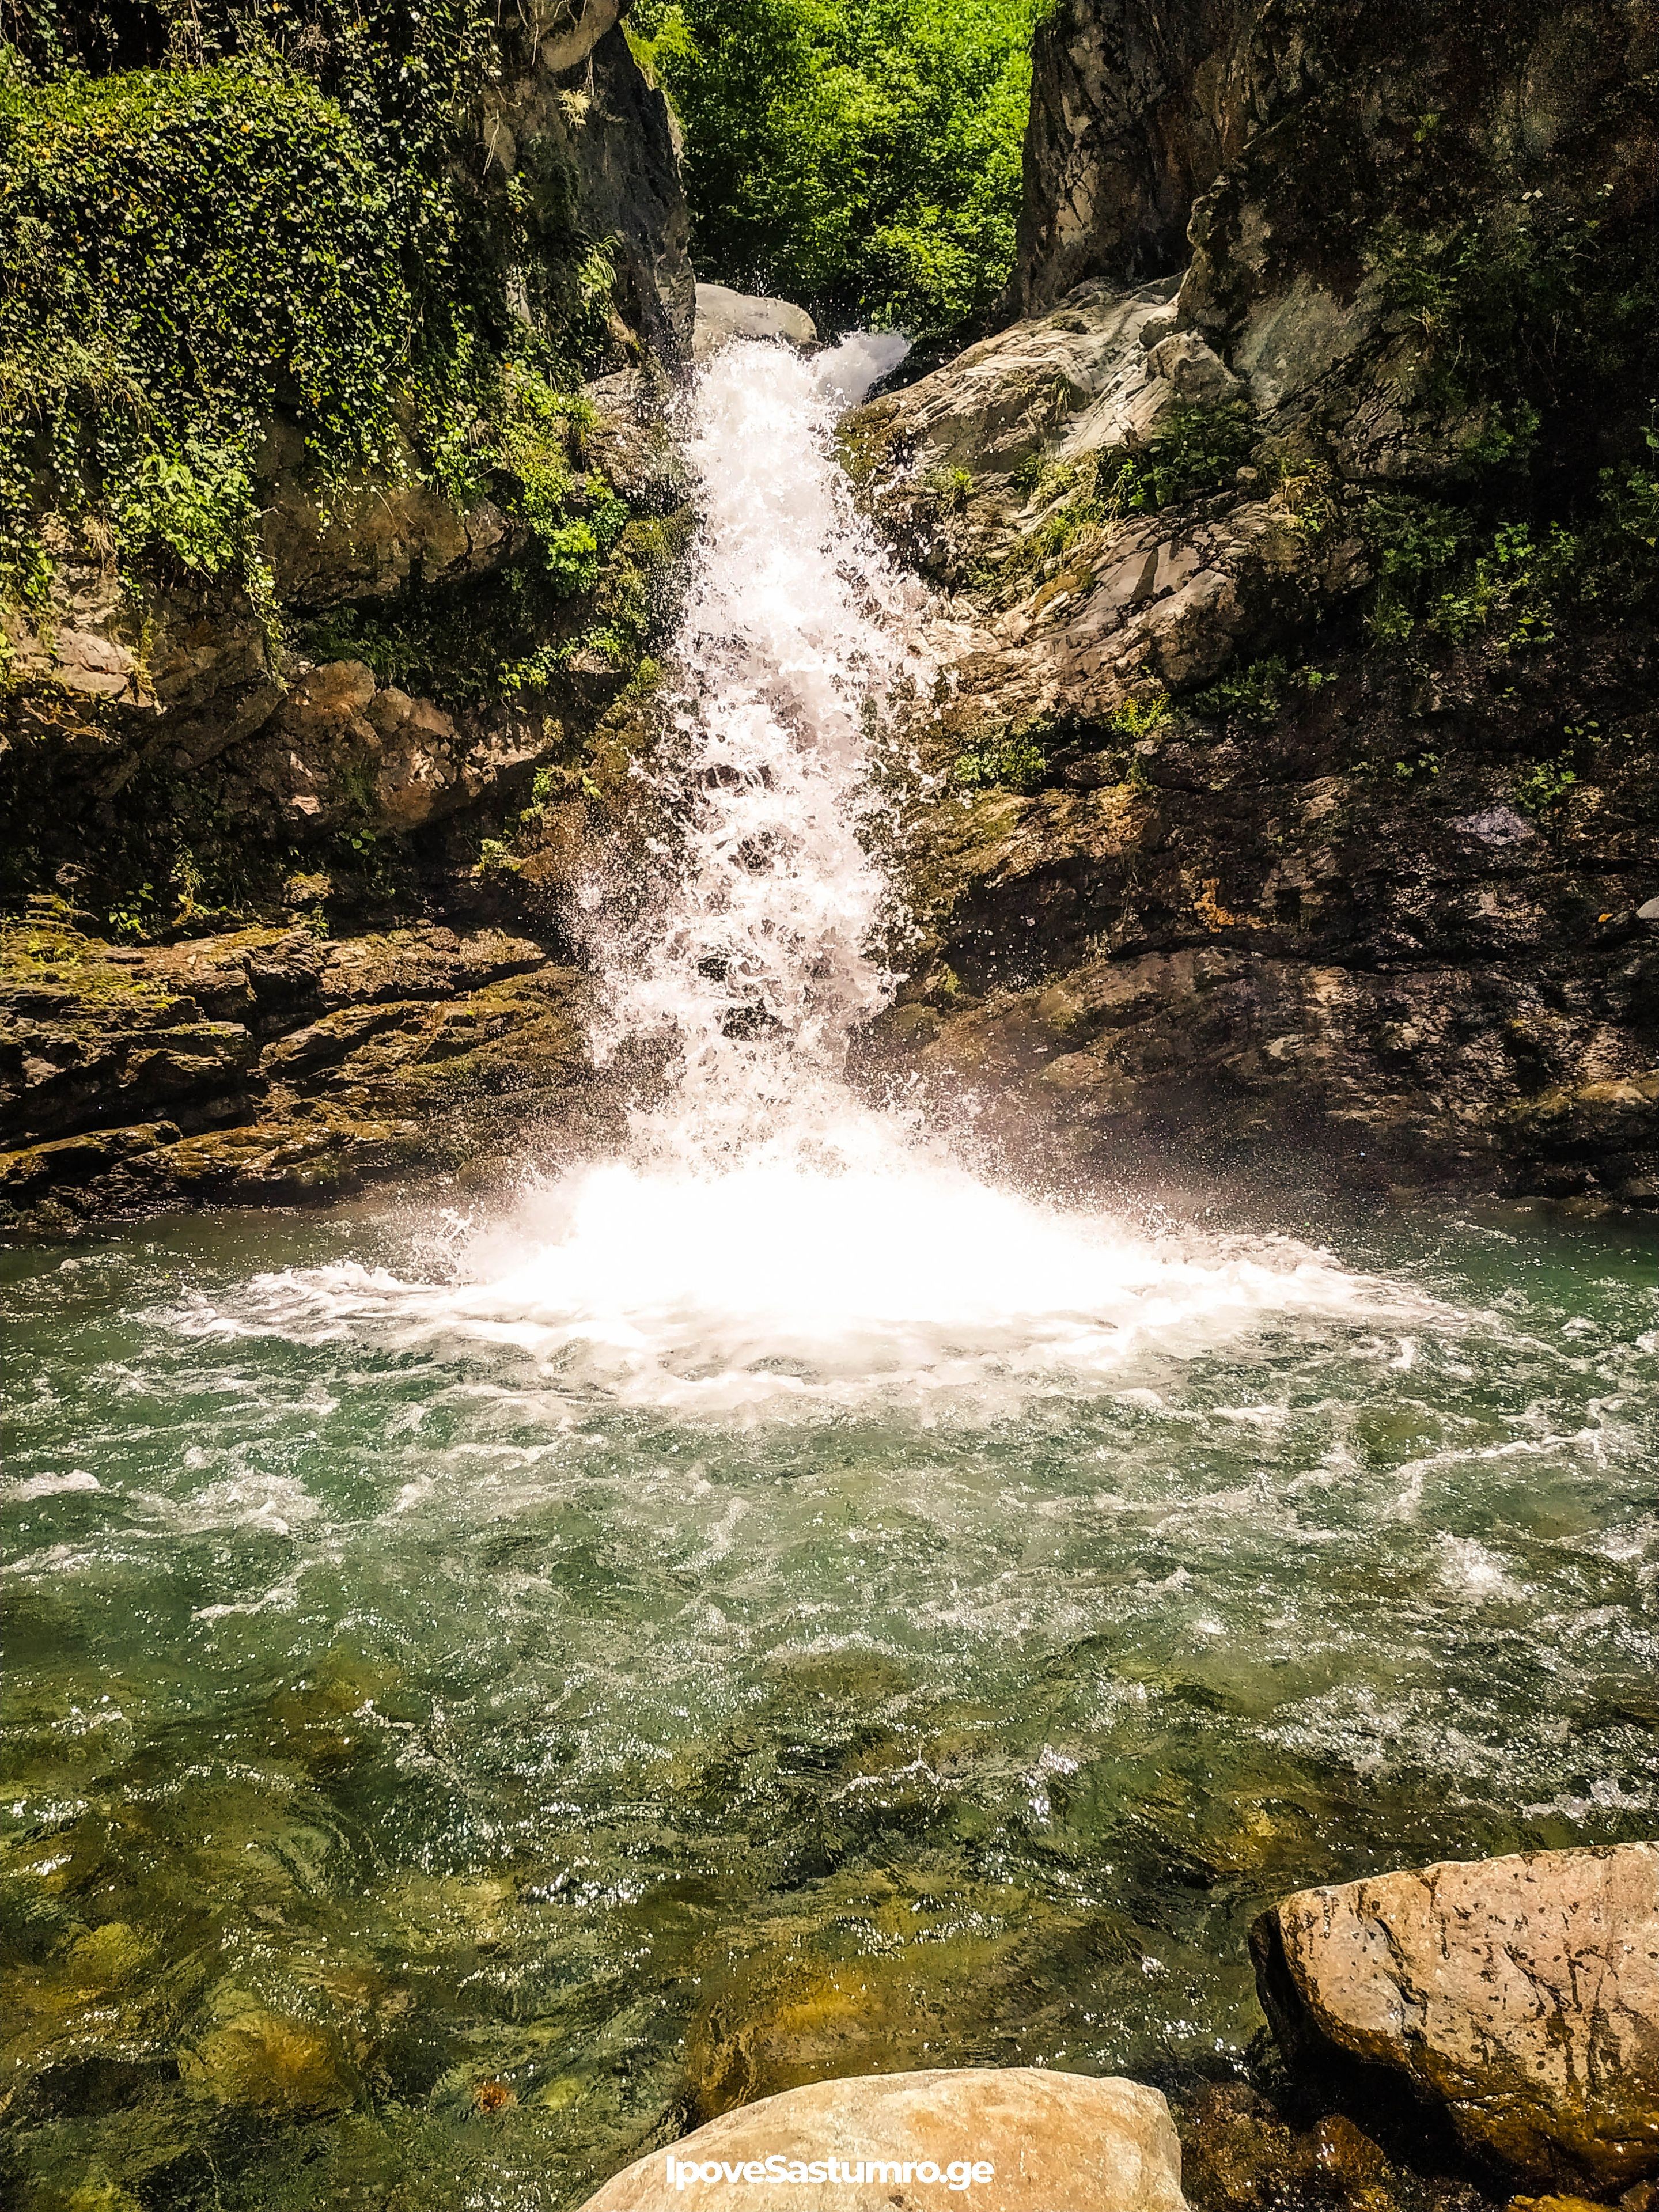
[
  {"xmin": 1252, "ymin": 1843, "xmax": 1659, "ymax": 2193},
  {"xmin": 181, "ymin": 1986, "xmax": 360, "ymax": 2115},
  {"xmin": 576, "ymin": 2066, "xmax": 1187, "ymax": 2211}
]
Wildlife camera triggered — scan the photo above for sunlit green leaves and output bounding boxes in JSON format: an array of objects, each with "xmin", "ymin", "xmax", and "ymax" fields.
[{"xmin": 632, "ymin": 0, "xmax": 1041, "ymax": 339}]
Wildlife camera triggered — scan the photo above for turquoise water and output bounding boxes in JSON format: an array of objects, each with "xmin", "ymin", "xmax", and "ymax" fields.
[{"xmin": 3, "ymin": 1191, "xmax": 1656, "ymax": 2212}]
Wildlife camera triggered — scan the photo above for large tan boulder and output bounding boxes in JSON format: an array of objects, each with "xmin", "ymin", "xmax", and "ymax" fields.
[
  {"xmin": 575, "ymin": 2066, "xmax": 1187, "ymax": 2212},
  {"xmin": 1252, "ymin": 1843, "xmax": 1659, "ymax": 2192}
]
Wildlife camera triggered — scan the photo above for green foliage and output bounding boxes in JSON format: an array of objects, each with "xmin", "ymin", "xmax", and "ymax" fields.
[
  {"xmin": 1361, "ymin": 492, "xmax": 1474, "ymax": 641},
  {"xmin": 1592, "ymin": 428, "xmax": 1659, "ymax": 591},
  {"xmin": 1097, "ymin": 402, "xmax": 1258, "ymax": 516},
  {"xmin": 925, "ymin": 464, "xmax": 974, "ymax": 514},
  {"xmin": 1367, "ymin": 203, "xmax": 1656, "ymax": 427},
  {"xmin": 1514, "ymin": 755, "xmax": 1579, "ymax": 817},
  {"xmin": 991, "ymin": 406, "xmax": 1258, "ymax": 602},
  {"xmin": 296, "ymin": 507, "xmax": 687, "ymax": 710},
  {"xmin": 1190, "ymin": 657, "xmax": 1290, "ymax": 725},
  {"xmin": 0, "ymin": 9, "xmax": 628, "ymax": 620},
  {"xmin": 1359, "ymin": 460, "xmax": 1659, "ymax": 654},
  {"xmin": 952, "ymin": 721, "xmax": 1047, "ymax": 791},
  {"xmin": 1107, "ymin": 693, "xmax": 1173, "ymax": 742},
  {"xmin": 113, "ymin": 440, "xmax": 258, "ymax": 579},
  {"xmin": 474, "ymin": 836, "xmax": 522, "ymax": 880},
  {"xmin": 1362, "ymin": 494, "xmax": 1472, "ymax": 583},
  {"xmin": 1425, "ymin": 520, "xmax": 1579, "ymax": 650},
  {"xmin": 631, "ymin": 0, "xmax": 1040, "ymax": 339}
]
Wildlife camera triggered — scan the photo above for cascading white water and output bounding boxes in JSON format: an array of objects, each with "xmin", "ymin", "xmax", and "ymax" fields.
[
  {"xmin": 206, "ymin": 335, "xmax": 1411, "ymax": 1412},
  {"xmin": 577, "ymin": 333, "xmax": 925, "ymax": 1169}
]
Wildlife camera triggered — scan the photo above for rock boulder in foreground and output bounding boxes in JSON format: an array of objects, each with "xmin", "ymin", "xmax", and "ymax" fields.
[
  {"xmin": 1252, "ymin": 1843, "xmax": 1659, "ymax": 2192},
  {"xmin": 575, "ymin": 2066, "xmax": 1186, "ymax": 2211}
]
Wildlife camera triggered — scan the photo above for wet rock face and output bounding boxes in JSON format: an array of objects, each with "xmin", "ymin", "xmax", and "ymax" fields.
[
  {"xmin": 1252, "ymin": 1844, "xmax": 1659, "ymax": 2193},
  {"xmin": 0, "ymin": 915, "xmax": 601, "ymax": 1232},
  {"xmin": 577, "ymin": 2067, "xmax": 1188, "ymax": 2212}
]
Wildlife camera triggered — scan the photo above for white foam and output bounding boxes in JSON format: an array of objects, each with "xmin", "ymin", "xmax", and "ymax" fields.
[
  {"xmin": 813, "ymin": 329, "xmax": 912, "ymax": 404},
  {"xmin": 183, "ymin": 341, "xmax": 1406, "ymax": 1420},
  {"xmin": 206, "ymin": 1154, "xmax": 1400, "ymax": 1417},
  {"xmin": 4, "ymin": 1469, "xmax": 100, "ymax": 1499}
]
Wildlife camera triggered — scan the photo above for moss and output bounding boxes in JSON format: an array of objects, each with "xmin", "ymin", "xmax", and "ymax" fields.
[
  {"xmin": 0, "ymin": 11, "xmax": 634, "ymax": 631},
  {"xmin": 0, "ymin": 914, "xmax": 179, "ymax": 1024}
]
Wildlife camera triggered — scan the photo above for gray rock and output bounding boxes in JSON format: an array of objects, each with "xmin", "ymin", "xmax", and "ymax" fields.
[
  {"xmin": 1146, "ymin": 330, "xmax": 1243, "ymax": 404},
  {"xmin": 1014, "ymin": 0, "xmax": 1234, "ymax": 314},
  {"xmin": 695, "ymin": 282, "xmax": 818, "ymax": 358},
  {"xmin": 1452, "ymin": 807, "xmax": 1537, "ymax": 847}
]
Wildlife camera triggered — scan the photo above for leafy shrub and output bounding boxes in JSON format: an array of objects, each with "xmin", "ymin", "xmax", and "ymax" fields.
[
  {"xmin": 1097, "ymin": 401, "xmax": 1258, "ymax": 516},
  {"xmin": 113, "ymin": 441, "xmax": 261, "ymax": 581},
  {"xmin": 1362, "ymin": 495, "xmax": 1472, "ymax": 582},
  {"xmin": 0, "ymin": 12, "xmax": 631, "ymax": 619},
  {"xmin": 1425, "ymin": 521, "xmax": 1580, "ymax": 650},
  {"xmin": 1190, "ymin": 657, "xmax": 1290, "ymax": 725},
  {"xmin": 630, "ymin": 0, "xmax": 1041, "ymax": 339}
]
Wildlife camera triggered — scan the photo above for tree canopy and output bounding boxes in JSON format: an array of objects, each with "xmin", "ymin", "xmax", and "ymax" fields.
[{"xmin": 630, "ymin": 0, "xmax": 1041, "ymax": 340}]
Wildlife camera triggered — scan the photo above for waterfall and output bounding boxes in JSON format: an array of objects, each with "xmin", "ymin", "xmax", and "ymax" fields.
[
  {"xmin": 221, "ymin": 338, "xmax": 1392, "ymax": 1416},
  {"xmin": 578, "ymin": 334, "xmax": 925, "ymax": 1172}
]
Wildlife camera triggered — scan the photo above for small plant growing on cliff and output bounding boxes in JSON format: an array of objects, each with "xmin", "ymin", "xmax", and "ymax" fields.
[
  {"xmin": 1514, "ymin": 756, "xmax": 1579, "ymax": 817},
  {"xmin": 1190, "ymin": 657, "xmax": 1288, "ymax": 725},
  {"xmin": 474, "ymin": 838, "xmax": 522, "ymax": 880},
  {"xmin": 1097, "ymin": 400, "xmax": 1257, "ymax": 516},
  {"xmin": 952, "ymin": 722, "xmax": 1047, "ymax": 792},
  {"xmin": 1108, "ymin": 693, "xmax": 1173, "ymax": 742},
  {"xmin": 924, "ymin": 465, "xmax": 974, "ymax": 514},
  {"xmin": 1428, "ymin": 521, "xmax": 1579, "ymax": 651}
]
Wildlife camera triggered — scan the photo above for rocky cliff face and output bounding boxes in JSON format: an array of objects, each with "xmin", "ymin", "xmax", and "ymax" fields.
[
  {"xmin": 853, "ymin": 0, "xmax": 1659, "ymax": 1205},
  {"xmin": 0, "ymin": 4, "xmax": 691, "ymax": 1230},
  {"xmin": 7, "ymin": 1, "xmax": 1659, "ymax": 1230},
  {"xmin": 1013, "ymin": 0, "xmax": 1236, "ymax": 314}
]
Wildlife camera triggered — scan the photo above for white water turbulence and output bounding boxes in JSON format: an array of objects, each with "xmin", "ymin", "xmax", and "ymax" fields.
[
  {"xmin": 206, "ymin": 336, "xmax": 1411, "ymax": 1414},
  {"xmin": 578, "ymin": 331, "xmax": 929, "ymax": 1165}
]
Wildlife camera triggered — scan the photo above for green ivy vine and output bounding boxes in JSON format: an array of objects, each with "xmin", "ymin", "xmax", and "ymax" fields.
[{"xmin": 0, "ymin": 4, "xmax": 636, "ymax": 638}]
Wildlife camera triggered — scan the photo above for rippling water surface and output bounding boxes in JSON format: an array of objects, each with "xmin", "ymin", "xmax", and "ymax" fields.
[
  {"xmin": 5, "ymin": 1195, "xmax": 1656, "ymax": 2209},
  {"xmin": 5, "ymin": 338, "xmax": 1657, "ymax": 2211}
]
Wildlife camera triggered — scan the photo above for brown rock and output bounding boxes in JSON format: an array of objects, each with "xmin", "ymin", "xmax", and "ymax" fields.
[
  {"xmin": 1253, "ymin": 1844, "xmax": 1659, "ymax": 2192},
  {"xmin": 575, "ymin": 2067, "xmax": 1187, "ymax": 2212},
  {"xmin": 181, "ymin": 1988, "xmax": 358, "ymax": 2115},
  {"xmin": 1509, "ymin": 2198, "xmax": 1622, "ymax": 2212}
]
